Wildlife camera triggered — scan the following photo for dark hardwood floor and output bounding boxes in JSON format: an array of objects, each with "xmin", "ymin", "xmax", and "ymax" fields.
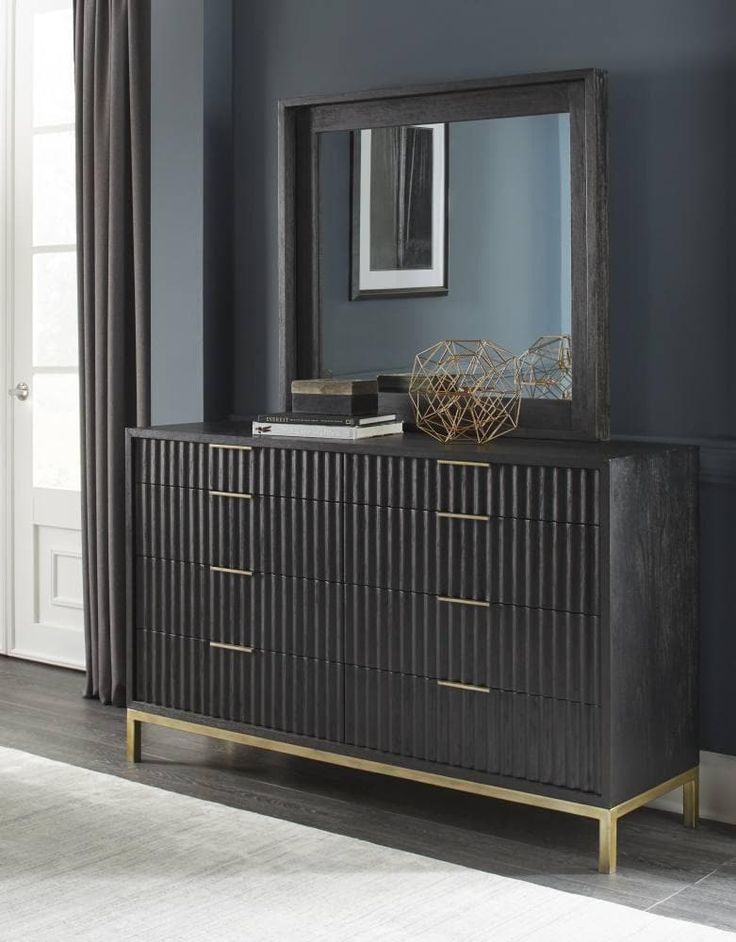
[{"xmin": 1, "ymin": 655, "xmax": 735, "ymax": 932}]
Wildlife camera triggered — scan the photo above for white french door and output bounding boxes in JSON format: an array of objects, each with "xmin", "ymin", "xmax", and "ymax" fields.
[{"xmin": 7, "ymin": 0, "xmax": 84, "ymax": 668}]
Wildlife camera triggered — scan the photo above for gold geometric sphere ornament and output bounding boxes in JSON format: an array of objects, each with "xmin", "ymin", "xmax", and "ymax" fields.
[
  {"xmin": 409, "ymin": 339, "xmax": 522, "ymax": 444},
  {"xmin": 520, "ymin": 334, "xmax": 573, "ymax": 400}
]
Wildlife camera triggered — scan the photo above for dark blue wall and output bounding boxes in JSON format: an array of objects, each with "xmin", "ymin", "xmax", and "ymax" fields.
[
  {"xmin": 150, "ymin": 0, "xmax": 205, "ymax": 424},
  {"xmin": 150, "ymin": 0, "xmax": 231, "ymax": 425},
  {"xmin": 204, "ymin": 0, "xmax": 736, "ymax": 753}
]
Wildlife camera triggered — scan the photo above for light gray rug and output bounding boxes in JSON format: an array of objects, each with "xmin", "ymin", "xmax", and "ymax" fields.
[{"xmin": 0, "ymin": 745, "xmax": 730, "ymax": 942}]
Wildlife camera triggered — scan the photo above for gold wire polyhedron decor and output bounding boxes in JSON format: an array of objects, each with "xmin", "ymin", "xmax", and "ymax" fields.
[
  {"xmin": 520, "ymin": 334, "xmax": 573, "ymax": 400},
  {"xmin": 409, "ymin": 339, "xmax": 522, "ymax": 444}
]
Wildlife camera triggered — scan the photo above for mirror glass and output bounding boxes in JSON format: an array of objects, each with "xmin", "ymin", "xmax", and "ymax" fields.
[{"xmin": 318, "ymin": 113, "xmax": 572, "ymax": 399}]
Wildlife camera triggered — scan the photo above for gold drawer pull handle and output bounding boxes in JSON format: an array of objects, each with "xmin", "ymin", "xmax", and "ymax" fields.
[
  {"xmin": 208, "ymin": 443, "xmax": 253, "ymax": 452},
  {"xmin": 209, "ymin": 490, "xmax": 253, "ymax": 500},
  {"xmin": 437, "ymin": 459, "xmax": 490, "ymax": 469},
  {"xmin": 437, "ymin": 680, "xmax": 490, "ymax": 694},
  {"xmin": 438, "ymin": 596, "xmax": 490, "ymax": 608},
  {"xmin": 210, "ymin": 565, "xmax": 253, "ymax": 577},
  {"xmin": 436, "ymin": 511, "xmax": 490, "ymax": 522},
  {"xmin": 210, "ymin": 641, "xmax": 254, "ymax": 653}
]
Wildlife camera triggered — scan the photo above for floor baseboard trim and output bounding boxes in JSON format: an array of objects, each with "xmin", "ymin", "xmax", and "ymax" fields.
[
  {"xmin": 4, "ymin": 650, "xmax": 85, "ymax": 672},
  {"xmin": 649, "ymin": 751, "xmax": 736, "ymax": 825}
]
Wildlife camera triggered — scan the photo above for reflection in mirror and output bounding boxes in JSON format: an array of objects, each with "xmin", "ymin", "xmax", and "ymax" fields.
[
  {"xmin": 352, "ymin": 123, "xmax": 447, "ymax": 298},
  {"xmin": 318, "ymin": 113, "xmax": 572, "ymax": 399}
]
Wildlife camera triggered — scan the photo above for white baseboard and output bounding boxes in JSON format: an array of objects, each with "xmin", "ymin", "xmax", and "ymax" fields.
[
  {"xmin": 6, "ymin": 649, "xmax": 85, "ymax": 672},
  {"xmin": 649, "ymin": 751, "xmax": 736, "ymax": 825}
]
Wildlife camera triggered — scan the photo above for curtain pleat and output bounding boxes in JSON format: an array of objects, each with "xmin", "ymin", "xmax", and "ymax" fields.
[{"xmin": 74, "ymin": 0, "xmax": 150, "ymax": 706}]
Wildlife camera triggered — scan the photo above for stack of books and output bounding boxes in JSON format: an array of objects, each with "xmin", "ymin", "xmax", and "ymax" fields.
[{"xmin": 253, "ymin": 379, "xmax": 404, "ymax": 440}]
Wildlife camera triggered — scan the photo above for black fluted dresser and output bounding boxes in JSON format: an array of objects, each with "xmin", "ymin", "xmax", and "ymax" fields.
[{"xmin": 126, "ymin": 422, "xmax": 699, "ymax": 872}]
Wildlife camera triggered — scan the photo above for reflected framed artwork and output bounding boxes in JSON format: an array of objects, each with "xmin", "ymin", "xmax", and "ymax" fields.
[{"xmin": 351, "ymin": 123, "xmax": 448, "ymax": 299}]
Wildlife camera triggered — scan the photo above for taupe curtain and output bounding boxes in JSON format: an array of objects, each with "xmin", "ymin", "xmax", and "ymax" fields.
[{"xmin": 74, "ymin": 0, "xmax": 150, "ymax": 705}]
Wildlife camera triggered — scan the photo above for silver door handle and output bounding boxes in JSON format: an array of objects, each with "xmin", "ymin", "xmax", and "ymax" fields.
[{"xmin": 9, "ymin": 382, "xmax": 29, "ymax": 401}]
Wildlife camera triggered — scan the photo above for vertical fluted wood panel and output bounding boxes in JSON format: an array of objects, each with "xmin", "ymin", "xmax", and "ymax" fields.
[
  {"xmin": 441, "ymin": 462, "xmax": 492, "ymax": 517},
  {"xmin": 208, "ymin": 494, "xmax": 342, "ymax": 580},
  {"xmin": 345, "ymin": 506, "xmax": 598, "ymax": 613},
  {"xmin": 208, "ymin": 570, "xmax": 342, "ymax": 660},
  {"xmin": 493, "ymin": 605, "xmax": 599, "ymax": 704},
  {"xmin": 136, "ymin": 558, "xmax": 207, "ymax": 638},
  {"xmin": 495, "ymin": 518, "xmax": 599, "ymax": 614},
  {"xmin": 134, "ymin": 437, "xmax": 207, "ymax": 488},
  {"xmin": 344, "ymin": 666, "xmax": 437, "ymax": 760},
  {"xmin": 492, "ymin": 464, "xmax": 599, "ymax": 524},
  {"xmin": 346, "ymin": 453, "xmax": 439, "ymax": 512},
  {"xmin": 135, "ymin": 484, "xmax": 207, "ymax": 564},
  {"xmin": 345, "ymin": 586, "xmax": 435, "ymax": 678},
  {"xmin": 344, "ymin": 587, "xmax": 599, "ymax": 703},
  {"xmin": 209, "ymin": 444, "xmax": 343, "ymax": 501},
  {"xmin": 135, "ymin": 485, "xmax": 341, "ymax": 580},
  {"xmin": 135, "ymin": 559, "xmax": 342, "ymax": 660},
  {"xmin": 135, "ymin": 631, "xmax": 207, "ymax": 714},
  {"xmin": 135, "ymin": 632, "xmax": 343, "ymax": 742},
  {"xmin": 208, "ymin": 649, "xmax": 343, "ymax": 741},
  {"xmin": 345, "ymin": 505, "xmax": 492, "ymax": 599},
  {"xmin": 345, "ymin": 454, "xmax": 599, "ymax": 523},
  {"xmin": 345, "ymin": 666, "xmax": 600, "ymax": 793}
]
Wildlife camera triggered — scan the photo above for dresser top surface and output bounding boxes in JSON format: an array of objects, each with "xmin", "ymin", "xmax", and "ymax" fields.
[{"xmin": 128, "ymin": 421, "xmax": 696, "ymax": 469}]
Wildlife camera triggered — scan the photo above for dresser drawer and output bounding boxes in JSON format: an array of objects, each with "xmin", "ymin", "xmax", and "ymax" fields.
[
  {"xmin": 345, "ymin": 586, "xmax": 599, "ymax": 703},
  {"xmin": 345, "ymin": 453, "xmax": 490, "ymax": 515},
  {"xmin": 208, "ymin": 491, "xmax": 342, "ymax": 580},
  {"xmin": 135, "ymin": 483, "xmax": 207, "ymax": 564},
  {"xmin": 345, "ymin": 505, "xmax": 599, "ymax": 613},
  {"xmin": 345, "ymin": 453, "xmax": 599, "ymax": 523},
  {"xmin": 345, "ymin": 666, "xmax": 600, "ymax": 793},
  {"xmin": 136, "ymin": 631, "xmax": 344, "ymax": 742},
  {"xmin": 135, "ymin": 484, "xmax": 342, "ymax": 581},
  {"xmin": 495, "ymin": 517, "xmax": 599, "ymax": 614},
  {"xmin": 345, "ymin": 504, "xmax": 492, "ymax": 600},
  {"xmin": 134, "ymin": 437, "xmax": 207, "ymax": 488},
  {"xmin": 134, "ymin": 437, "xmax": 343, "ymax": 502},
  {"xmin": 208, "ymin": 442, "xmax": 343, "ymax": 502},
  {"xmin": 135, "ymin": 558, "xmax": 342, "ymax": 661},
  {"xmin": 208, "ymin": 645, "xmax": 343, "ymax": 741},
  {"xmin": 134, "ymin": 630, "xmax": 208, "ymax": 714}
]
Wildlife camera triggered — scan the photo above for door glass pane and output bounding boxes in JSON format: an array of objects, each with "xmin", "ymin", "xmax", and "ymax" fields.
[
  {"xmin": 33, "ymin": 373, "xmax": 81, "ymax": 490},
  {"xmin": 33, "ymin": 9, "xmax": 75, "ymax": 127},
  {"xmin": 33, "ymin": 131, "xmax": 76, "ymax": 245},
  {"xmin": 33, "ymin": 252, "xmax": 78, "ymax": 367}
]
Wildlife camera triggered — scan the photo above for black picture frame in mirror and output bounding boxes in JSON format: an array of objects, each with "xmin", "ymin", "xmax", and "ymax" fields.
[
  {"xmin": 350, "ymin": 123, "xmax": 449, "ymax": 300},
  {"xmin": 278, "ymin": 69, "xmax": 609, "ymax": 442}
]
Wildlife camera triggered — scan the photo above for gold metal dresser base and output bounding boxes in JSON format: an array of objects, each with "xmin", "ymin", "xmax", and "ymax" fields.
[{"xmin": 126, "ymin": 708, "xmax": 699, "ymax": 874}]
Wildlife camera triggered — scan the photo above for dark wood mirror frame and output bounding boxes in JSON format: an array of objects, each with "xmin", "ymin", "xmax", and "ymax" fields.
[{"xmin": 278, "ymin": 69, "xmax": 609, "ymax": 441}]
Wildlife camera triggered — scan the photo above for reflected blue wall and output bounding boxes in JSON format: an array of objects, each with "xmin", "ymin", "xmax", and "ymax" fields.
[{"xmin": 319, "ymin": 116, "xmax": 571, "ymax": 377}]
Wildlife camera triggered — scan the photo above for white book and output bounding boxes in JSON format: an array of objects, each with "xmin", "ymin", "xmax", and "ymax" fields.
[{"xmin": 252, "ymin": 420, "xmax": 404, "ymax": 440}]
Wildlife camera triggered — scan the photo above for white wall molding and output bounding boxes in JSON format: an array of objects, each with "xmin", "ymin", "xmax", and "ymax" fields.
[
  {"xmin": 0, "ymin": 0, "xmax": 14, "ymax": 658},
  {"xmin": 649, "ymin": 751, "xmax": 736, "ymax": 825},
  {"xmin": 50, "ymin": 547, "xmax": 83, "ymax": 609}
]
